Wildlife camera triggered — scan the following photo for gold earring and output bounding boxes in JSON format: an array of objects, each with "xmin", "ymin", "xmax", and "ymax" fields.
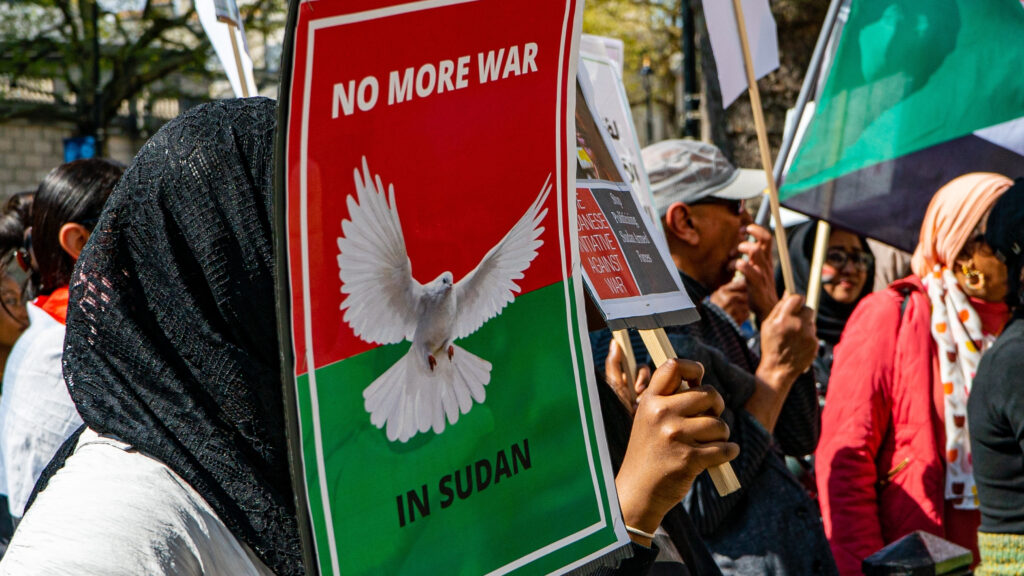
[{"xmin": 961, "ymin": 263, "xmax": 985, "ymax": 291}]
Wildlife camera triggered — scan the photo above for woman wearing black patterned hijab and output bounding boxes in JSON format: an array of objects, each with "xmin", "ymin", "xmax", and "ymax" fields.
[
  {"xmin": 0, "ymin": 98, "xmax": 302, "ymax": 576},
  {"xmin": 775, "ymin": 221, "xmax": 875, "ymax": 399}
]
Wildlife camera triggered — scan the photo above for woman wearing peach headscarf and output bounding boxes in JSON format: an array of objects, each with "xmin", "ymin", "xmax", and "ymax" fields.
[{"xmin": 815, "ymin": 173, "xmax": 1014, "ymax": 575}]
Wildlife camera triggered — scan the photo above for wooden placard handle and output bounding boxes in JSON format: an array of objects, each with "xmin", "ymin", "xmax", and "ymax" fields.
[
  {"xmin": 611, "ymin": 330, "xmax": 637, "ymax": 390},
  {"xmin": 805, "ymin": 220, "xmax": 832, "ymax": 313},
  {"xmin": 638, "ymin": 329, "xmax": 741, "ymax": 496},
  {"xmin": 226, "ymin": 22, "xmax": 250, "ymax": 98}
]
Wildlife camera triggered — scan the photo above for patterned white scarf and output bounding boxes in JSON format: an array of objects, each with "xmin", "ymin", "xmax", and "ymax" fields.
[{"xmin": 923, "ymin": 266, "xmax": 997, "ymax": 510}]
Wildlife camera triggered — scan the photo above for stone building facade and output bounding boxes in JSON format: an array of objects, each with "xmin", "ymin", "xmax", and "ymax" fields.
[{"xmin": 0, "ymin": 120, "xmax": 149, "ymax": 196}]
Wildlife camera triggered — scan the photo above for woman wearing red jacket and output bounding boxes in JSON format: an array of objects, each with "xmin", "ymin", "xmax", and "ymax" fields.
[{"xmin": 816, "ymin": 173, "xmax": 1014, "ymax": 574}]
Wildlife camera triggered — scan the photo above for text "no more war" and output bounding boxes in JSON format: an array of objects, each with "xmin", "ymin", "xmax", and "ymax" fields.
[{"xmin": 331, "ymin": 43, "xmax": 539, "ymax": 117}]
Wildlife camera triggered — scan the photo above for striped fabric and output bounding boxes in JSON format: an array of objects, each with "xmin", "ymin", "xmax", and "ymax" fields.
[{"xmin": 977, "ymin": 532, "xmax": 1024, "ymax": 576}]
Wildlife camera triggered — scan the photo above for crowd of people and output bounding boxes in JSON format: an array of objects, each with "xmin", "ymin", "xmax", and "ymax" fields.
[
  {"xmin": 0, "ymin": 96, "xmax": 1018, "ymax": 575},
  {"xmin": 596, "ymin": 138, "xmax": 1024, "ymax": 575}
]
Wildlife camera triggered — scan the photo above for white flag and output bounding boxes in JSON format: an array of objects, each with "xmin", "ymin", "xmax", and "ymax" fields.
[
  {"xmin": 196, "ymin": 0, "xmax": 258, "ymax": 98},
  {"xmin": 702, "ymin": 0, "xmax": 779, "ymax": 108}
]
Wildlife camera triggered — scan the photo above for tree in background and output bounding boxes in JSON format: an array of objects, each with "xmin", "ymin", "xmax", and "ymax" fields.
[
  {"xmin": 0, "ymin": 0, "xmax": 283, "ymax": 152},
  {"xmin": 583, "ymin": 0, "xmax": 828, "ymax": 168},
  {"xmin": 583, "ymin": 0, "xmax": 679, "ymax": 142}
]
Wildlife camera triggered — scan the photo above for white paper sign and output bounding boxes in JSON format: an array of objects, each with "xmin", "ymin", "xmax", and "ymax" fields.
[
  {"xmin": 702, "ymin": 0, "xmax": 779, "ymax": 108},
  {"xmin": 575, "ymin": 70, "xmax": 698, "ymax": 330},
  {"xmin": 582, "ymin": 33, "xmax": 625, "ymax": 74}
]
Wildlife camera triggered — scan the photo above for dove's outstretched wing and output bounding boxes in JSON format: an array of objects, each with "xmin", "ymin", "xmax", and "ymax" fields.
[
  {"xmin": 337, "ymin": 158, "xmax": 423, "ymax": 345},
  {"xmin": 453, "ymin": 174, "xmax": 551, "ymax": 340}
]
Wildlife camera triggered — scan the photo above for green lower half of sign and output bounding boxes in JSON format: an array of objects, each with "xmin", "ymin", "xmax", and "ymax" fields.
[{"xmin": 295, "ymin": 282, "xmax": 620, "ymax": 575}]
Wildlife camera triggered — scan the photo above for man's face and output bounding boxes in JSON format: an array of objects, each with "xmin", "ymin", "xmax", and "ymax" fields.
[{"xmin": 688, "ymin": 198, "xmax": 752, "ymax": 291}]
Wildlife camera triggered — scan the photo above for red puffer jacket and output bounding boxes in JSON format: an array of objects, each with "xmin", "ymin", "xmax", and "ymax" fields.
[{"xmin": 816, "ymin": 276, "xmax": 981, "ymax": 575}]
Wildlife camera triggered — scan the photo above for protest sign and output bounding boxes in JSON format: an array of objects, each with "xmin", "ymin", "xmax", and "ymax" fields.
[
  {"xmin": 278, "ymin": 1, "xmax": 628, "ymax": 574},
  {"xmin": 575, "ymin": 71, "xmax": 698, "ymax": 331},
  {"xmin": 581, "ymin": 33, "xmax": 624, "ymax": 75},
  {"xmin": 579, "ymin": 39, "xmax": 654, "ymax": 221},
  {"xmin": 701, "ymin": 0, "xmax": 779, "ymax": 108}
]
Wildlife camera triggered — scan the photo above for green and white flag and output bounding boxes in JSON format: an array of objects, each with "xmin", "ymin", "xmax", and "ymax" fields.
[{"xmin": 781, "ymin": 0, "xmax": 1024, "ymax": 251}]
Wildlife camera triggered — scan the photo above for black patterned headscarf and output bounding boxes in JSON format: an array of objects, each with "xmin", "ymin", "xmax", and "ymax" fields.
[{"xmin": 61, "ymin": 98, "xmax": 303, "ymax": 576}]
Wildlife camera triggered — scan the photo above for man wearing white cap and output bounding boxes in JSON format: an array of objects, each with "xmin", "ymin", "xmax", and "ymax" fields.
[
  {"xmin": 646, "ymin": 139, "xmax": 775, "ymax": 318},
  {"xmin": 637, "ymin": 140, "xmax": 836, "ymax": 575}
]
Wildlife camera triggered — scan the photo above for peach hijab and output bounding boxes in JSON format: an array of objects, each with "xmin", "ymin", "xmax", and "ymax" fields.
[
  {"xmin": 911, "ymin": 172, "xmax": 1012, "ymax": 510},
  {"xmin": 911, "ymin": 173, "xmax": 1014, "ymax": 277}
]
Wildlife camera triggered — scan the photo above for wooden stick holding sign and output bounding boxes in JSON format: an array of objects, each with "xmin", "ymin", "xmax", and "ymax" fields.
[
  {"xmin": 730, "ymin": 0, "xmax": 795, "ymax": 295},
  {"xmin": 639, "ymin": 328, "xmax": 742, "ymax": 496},
  {"xmin": 805, "ymin": 220, "xmax": 832, "ymax": 313},
  {"xmin": 223, "ymin": 22, "xmax": 250, "ymax": 98},
  {"xmin": 214, "ymin": 0, "xmax": 250, "ymax": 98},
  {"xmin": 611, "ymin": 330, "xmax": 637, "ymax": 389},
  {"xmin": 211, "ymin": 0, "xmax": 251, "ymax": 98}
]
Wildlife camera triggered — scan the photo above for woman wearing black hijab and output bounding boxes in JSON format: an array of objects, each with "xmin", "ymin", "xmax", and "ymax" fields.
[
  {"xmin": 776, "ymin": 221, "xmax": 875, "ymax": 399},
  {"xmin": 0, "ymin": 98, "xmax": 301, "ymax": 575}
]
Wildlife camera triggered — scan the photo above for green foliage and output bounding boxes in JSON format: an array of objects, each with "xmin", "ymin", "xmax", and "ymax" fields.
[
  {"xmin": 0, "ymin": 0, "xmax": 283, "ymax": 141},
  {"xmin": 582, "ymin": 0, "xmax": 681, "ymax": 110}
]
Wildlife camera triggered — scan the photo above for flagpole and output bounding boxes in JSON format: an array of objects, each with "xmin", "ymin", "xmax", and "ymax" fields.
[
  {"xmin": 754, "ymin": 0, "xmax": 844, "ymax": 228},
  {"xmin": 806, "ymin": 220, "xmax": 831, "ymax": 311},
  {"xmin": 805, "ymin": 177, "xmax": 838, "ymax": 315},
  {"xmin": 730, "ymin": 0, "xmax": 795, "ymax": 294}
]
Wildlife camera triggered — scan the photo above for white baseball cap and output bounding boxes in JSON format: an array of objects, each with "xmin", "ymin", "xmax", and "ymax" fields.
[{"xmin": 643, "ymin": 139, "xmax": 766, "ymax": 215}]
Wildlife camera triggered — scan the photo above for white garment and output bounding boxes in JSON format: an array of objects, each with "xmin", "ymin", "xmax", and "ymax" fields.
[
  {"xmin": 0, "ymin": 428, "xmax": 274, "ymax": 575},
  {"xmin": 0, "ymin": 303, "xmax": 83, "ymax": 517}
]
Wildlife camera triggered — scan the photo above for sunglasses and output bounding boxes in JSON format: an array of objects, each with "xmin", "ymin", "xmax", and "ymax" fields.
[
  {"xmin": 690, "ymin": 197, "xmax": 746, "ymax": 216},
  {"xmin": 826, "ymin": 248, "xmax": 874, "ymax": 271}
]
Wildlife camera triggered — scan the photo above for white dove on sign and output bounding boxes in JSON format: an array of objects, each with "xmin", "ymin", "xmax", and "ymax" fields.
[{"xmin": 337, "ymin": 158, "xmax": 551, "ymax": 443}]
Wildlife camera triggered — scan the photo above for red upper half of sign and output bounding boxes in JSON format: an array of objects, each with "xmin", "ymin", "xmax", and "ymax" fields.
[
  {"xmin": 286, "ymin": 0, "xmax": 578, "ymax": 373},
  {"xmin": 576, "ymin": 188, "xmax": 641, "ymax": 300}
]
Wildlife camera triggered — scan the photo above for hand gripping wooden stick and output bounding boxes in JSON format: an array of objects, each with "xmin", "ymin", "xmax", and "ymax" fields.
[{"xmin": 638, "ymin": 328, "xmax": 741, "ymax": 496}]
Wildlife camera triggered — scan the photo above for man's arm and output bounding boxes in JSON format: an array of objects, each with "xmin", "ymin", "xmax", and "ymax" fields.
[
  {"xmin": 676, "ymin": 294, "xmax": 817, "ymax": 535},
  {"xmin": 746, "ymin": 294, "xmax": 818, "ymax": 433},
  {"xmin": 664, "ymin": 337, "xmax": 776, "ymax": 536},
  {"xmin": 685, "ymin": 407, "xmax": 776, "ymax": 536},
  {"xmin": 773, "ymin": 371, "xmax": 820, "ymax": 457}
]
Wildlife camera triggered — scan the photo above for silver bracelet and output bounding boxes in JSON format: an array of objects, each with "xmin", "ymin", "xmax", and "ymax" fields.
[{"xmin": 625, "ymin": 525, "xmax": 657, "ymax": 540}]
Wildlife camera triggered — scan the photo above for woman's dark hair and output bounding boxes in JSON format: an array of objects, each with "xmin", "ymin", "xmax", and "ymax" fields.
[
  {"xmin": 0, "ymin": 192, "xmax": 35, "ymax": 325},
  {"xmin": 29, "ymin": 158, "xmax": 124, "ymax": 296},
  {"xmin": 0, "ymin": 192, "xmax": 34, "ymax": 254},
  {"xmin": 985, "ymin": 178, "xmax": 1024, "ymax": 307}
]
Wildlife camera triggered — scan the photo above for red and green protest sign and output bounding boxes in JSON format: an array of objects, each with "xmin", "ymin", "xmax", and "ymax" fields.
[{"xmin": 281, "ymin": 1, "xmax": 627, "ymax": 574}]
